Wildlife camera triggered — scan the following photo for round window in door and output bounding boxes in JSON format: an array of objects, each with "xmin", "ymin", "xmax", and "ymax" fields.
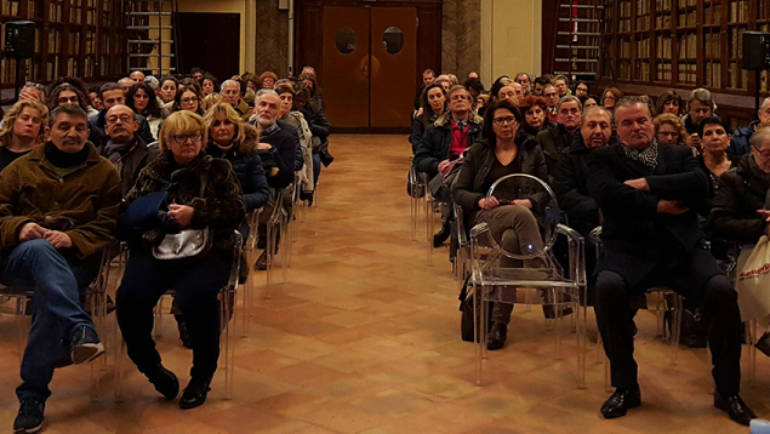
[
  {"xmin": 383, "ymin": 26, "xmax": 404, "ymax": 54},
  {"xmin": 335, "ymin": 27, "xmax": 357, "ymax": 54}
]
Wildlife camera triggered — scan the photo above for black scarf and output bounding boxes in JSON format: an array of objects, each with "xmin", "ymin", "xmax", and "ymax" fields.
[{"xmin": 44, "ymin": 141, "xmax": 89, "ymax": 168}]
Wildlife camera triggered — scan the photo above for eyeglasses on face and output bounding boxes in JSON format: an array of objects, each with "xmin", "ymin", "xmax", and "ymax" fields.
[
  {"xmin": 57, "ymin": 96, "xmax": 79, "ymax": 104},
  {"xmin": 106, "ymin": 114, "xmax": 133, "ymax": 124},
  {"xmin": 493, "ymin": 116, "xmax": 516, "ymax": 125},
  {"xmin": 171, "ymin": 134, "xmax": 203, "ymax": 145}
]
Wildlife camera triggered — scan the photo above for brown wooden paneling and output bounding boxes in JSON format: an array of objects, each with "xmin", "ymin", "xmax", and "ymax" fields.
[
  {"xmin": 416, "ymin": 6, "xmax": 441, "ymax": 88},
  {"xmin": 370, "ymin": 7, "xmax": 417, "ymax": 128},
  {"xmin": 176, "ymin": 12, "xmax": 240, "ymax": 82},
  {"xmin": 295, "ymin": 0, "xmax": 440, "ymax": 130},
  {"xmin": 321, "ymin": 6, "xmax": 370, "ymax": 128},
  {"xmin": 540, "ymin": 0, "xmax": 558, "ymax": 75}
]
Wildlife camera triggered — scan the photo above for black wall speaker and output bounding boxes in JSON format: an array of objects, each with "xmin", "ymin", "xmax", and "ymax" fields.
[
  {"xmin": 743, "ymin": 31, "xmax": 770, "ymax": 70},
  {"xmin": 4, "ymin": 20, "xmax": 35, "ymax": 59}
]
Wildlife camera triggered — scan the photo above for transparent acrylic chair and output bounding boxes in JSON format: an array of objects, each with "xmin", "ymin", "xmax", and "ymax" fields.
[
  {"xmin": 407, "ymin": 165, "xmax": 426, "ymax": 241},
  {"xmin": 589, "ymin": 226, "xmax": 684, "ymax": 392},
  {"xmin": 452, "ymin": 202, "xmax": 471, "ymax": 282},
  {"xmin": 724, "ymin": 244, "xmax": 763, "ymax": 386},
  {"xmin": 240, "ymin": 208, "xmax": 262, "ymax": 337},
  {"xmin": 469, "ymin": 173, "xmax": 588, "ymax": 388},
  {"xmin": 0, "ymin": 245, "xmax": 117, "ymax": 401},
  {"xmin": 114, "ymin": 231, "xmax": 243, "ymax": 401}
]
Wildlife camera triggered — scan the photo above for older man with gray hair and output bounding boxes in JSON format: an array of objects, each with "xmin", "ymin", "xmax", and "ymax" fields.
[
  {"xmin": 730, "ymin": 96, "xmax": 770, "ymax": 156},
  {"xmin": 220, "ymin": 79, "xmax": 251, "ymax": 121}
]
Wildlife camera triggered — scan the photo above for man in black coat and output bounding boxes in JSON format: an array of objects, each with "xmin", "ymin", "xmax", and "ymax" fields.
[
  {"xmin": 553, "ymin": 106, "xmax": 614, "ymax": 286},
  {"xmin": 586, "ymin": 96, "xmax": 755, "ymax": 425}
]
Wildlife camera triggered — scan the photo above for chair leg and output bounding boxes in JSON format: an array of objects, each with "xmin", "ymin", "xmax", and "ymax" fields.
[
  {"xmin": 410, "ymin": 195, "xmax": 417, "ymax": 241},
  {"xmin": 576, "ymin": 286, "xmax": 587, "ymax": 389},
  {"xmin": 425, "ymin": 199, "xmax": 433, "ymax": 266},
  {"xmin": 669, "ymin": 295, "xmax": 682, "ymax": 366},
  {"xmin": 747, "ymin": 320, "xmax": 757, "ymax": 386},
  {"xmin": 220, "ymin": 290, "xmax": 234, "ymax": 400}
]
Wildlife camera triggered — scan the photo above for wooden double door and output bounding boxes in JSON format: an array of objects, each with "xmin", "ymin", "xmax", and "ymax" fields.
[{"xmin": 320, "ymin": 6, "xmax": 417, "ymax": 129}]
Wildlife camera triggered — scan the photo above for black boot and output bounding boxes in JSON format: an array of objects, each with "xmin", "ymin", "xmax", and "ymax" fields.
[{"xmin": 433, "ymin": 220, "xmax": 451, "ymax": 247}]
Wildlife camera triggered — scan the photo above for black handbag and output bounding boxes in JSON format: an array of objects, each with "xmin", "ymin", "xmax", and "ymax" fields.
[{"xmin": 459, "ymin": 276, "xmax": 494, "ymax": 342}]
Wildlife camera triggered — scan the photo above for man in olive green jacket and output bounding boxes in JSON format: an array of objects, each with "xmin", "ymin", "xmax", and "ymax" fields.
[{"xmin": 1, "ymin": 105, "xmax": 121, "ymax": 433}]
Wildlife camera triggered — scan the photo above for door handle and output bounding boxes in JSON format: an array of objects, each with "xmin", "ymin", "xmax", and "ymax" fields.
[
  {"xmin": 358, "ymin": 56, "xmax": 370, "ymax": 79},
  {"xmin": 370, "ymin": 55, "xmax": 381, "ymax": 80}
]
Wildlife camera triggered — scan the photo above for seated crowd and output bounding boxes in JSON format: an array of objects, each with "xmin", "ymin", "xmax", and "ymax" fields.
[
  {"xmin": 411, "ymin": 69, "xmax": 770, "ymax": 426},
  {"xmin": 0, "ymin": 65, "xmax": 332, "ymax": 433}
]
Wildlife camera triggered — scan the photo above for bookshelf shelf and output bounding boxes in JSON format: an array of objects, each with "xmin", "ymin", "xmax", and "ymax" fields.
[
  {"xmin": 0, "ymin": 0, "xmax": 126, "ymax": 96},
  {"xmin": 600, "ymin": 0, "xmax": 768, "ymax": 98}
]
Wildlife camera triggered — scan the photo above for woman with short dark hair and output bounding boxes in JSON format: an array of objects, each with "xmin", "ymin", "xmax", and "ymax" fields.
[
  {"xmin": 517, "ymin": 95, "xmax": 553, "ymax": 143},
  {"xmin": 201, "ymin": 73, "xmax": 219, "ymax": 96},
  {"xmin": 452, "ymin": 99, "xmax": 548, "ymax": 351}
]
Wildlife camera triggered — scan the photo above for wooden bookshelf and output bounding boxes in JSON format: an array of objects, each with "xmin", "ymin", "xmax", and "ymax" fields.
[
  {"xmin": 0, "ymin": 0, "xmax": 126, "ymax": 97},
  {"xmin": 599, "ymin": 0, "xmax": 770, "ymax": 125}
]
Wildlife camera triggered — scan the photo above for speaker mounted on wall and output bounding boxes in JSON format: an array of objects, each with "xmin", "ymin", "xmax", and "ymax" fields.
[
  {"xmin": 742, "ymin": 31, "xmax": 770, "ymax": 70},
  {"xmin": 4, "ymin": 20, "xmax": 35, "ymax": 59}
]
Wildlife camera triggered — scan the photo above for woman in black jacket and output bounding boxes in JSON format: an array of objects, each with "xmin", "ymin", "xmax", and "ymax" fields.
[
  {"xmin": 409, "ymin": 83, "xmax": 446, "ymax": 155},
  {"xmin": 452, "ymin": 99, "xmax": 548, "ymax": 351},
  {"xmin": 708, "ymin": 126, "xmax": 770, "ymax": 356},
  {"xmin": 517, "ymin": 95, "xmax": 554, "ymax": 144}
]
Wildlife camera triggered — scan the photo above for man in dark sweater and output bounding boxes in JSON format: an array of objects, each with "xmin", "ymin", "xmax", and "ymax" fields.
[
  {"xmin": 101, "ymin": 104, "xmax": 159, "ymax": 194},
  {"xmin": 250, "ymin": 90, "xmax": 301, "ymax": 190},
  {"xmin": 249, "ymin": 89, "xmax": 302, "ymax": 270}
]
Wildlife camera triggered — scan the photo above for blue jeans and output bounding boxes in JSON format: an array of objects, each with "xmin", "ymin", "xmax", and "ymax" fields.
[{"xmin": 1, "ymin": 239, "xmax": 98, "ymax": 401}]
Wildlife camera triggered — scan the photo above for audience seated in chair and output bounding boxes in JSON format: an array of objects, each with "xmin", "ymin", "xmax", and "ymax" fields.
[
  {"xmin": 452, "ymin": 99, "xmax": 548, "ymax": 351},
  {"xmin": 0, "ymin": 105, "xmax": 121, "ymax": 433},
  {"xmin": 709, "ymin": 125, "xmax": 770, "ymax": 359},
  {"xmin": 0, "ymin": 99, "xmax": 48, "ymax": 173},
  {"xmin": 414, "ymin": 85, "xmax": 483, "ymax": 247},
  {"xmin": 249, "ymin": 89, "xmax": 301, "ymax": 269},
  {"xmin": 536, "ymin": 95, "xmax": 582, "ymax": 177},
  {"xmin": 88, "ymin": 82, "xmax": 153, "ymax": 148},
  {"xmin": 731, "ymin": 96, "xmax": 770, "ymax": 157},
  {"xmin": 100, "ymin": 104, "xmax": 160, "ymax": 195},
  {"xmin": 586, "ymin": 96, "xmax": 755, "ymax": 425},
  {"xmin": 116, "ymin": 110, "xmax": 245, "ymax": 411},
  {"xmin": 220, "ymin": 79, "xmax": 252, "ymax": 122},
  {"xmin": 553, "ymin": 105, "xmax": 614, "ymax": 287},
  {"xmin": 276, "ymin": 84, "xmax": 315, "ymax": 199}
]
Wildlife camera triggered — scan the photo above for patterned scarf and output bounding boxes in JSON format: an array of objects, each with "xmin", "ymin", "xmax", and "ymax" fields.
[{"xmin": 622, "ymin": 141, "xmax": 658, "ymax": 170}]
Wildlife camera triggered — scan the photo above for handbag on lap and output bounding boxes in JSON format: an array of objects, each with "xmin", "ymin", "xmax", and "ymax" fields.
[
  {"xmin": 735, "ymin": 235, "xmax": 770, "ymax": 322},
  {"xmin": 152, "ymin": 174, "xmax": 212, "ymax": 262}
]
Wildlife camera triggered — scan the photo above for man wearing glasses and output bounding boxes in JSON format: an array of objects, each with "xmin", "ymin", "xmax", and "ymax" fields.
[{"xmin": 101, "ymin": 104, "xmax": 159, "ymax": 194}]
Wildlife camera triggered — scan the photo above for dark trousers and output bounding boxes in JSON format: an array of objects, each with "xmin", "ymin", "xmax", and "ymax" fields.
[
  {"xmin": 594, "ymin": 249, "xmax": 742, "ymax": 395},
  {"xmin": 116, "ymin": 252, "xmax": 229, "ymax": 380}
]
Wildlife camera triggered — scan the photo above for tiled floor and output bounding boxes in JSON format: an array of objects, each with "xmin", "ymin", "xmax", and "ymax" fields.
[{"xmin": 0, "ymin": 134, "xmax": 768, "ymax": 433}]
